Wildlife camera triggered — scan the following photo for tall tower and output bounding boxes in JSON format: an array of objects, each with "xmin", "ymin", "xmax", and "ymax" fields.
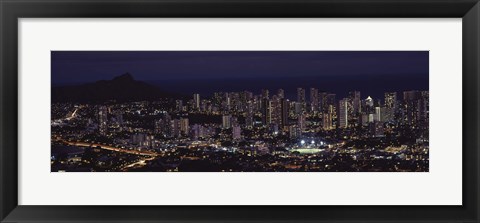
[
  {"xmin": 298, "ymin": 113, "xmax": 306, "ymax": 132},
  {"xmin": 384, "ymin": 92, "xmax": 397, "ymax": 122},
  {"xmin": 403, "ymin": 90, "xmax": 421, "ymax": 125},
  {"xmin": 322, "ymin": 105, "xmax": 334, "ymax": 130},
  {"xmin": 222, "ymin": 114, "xmax": 232, "ymax": 129},
  {"xmin": 384, "ymin": 92, "xmax": 397, "ymax": 109},
  {"xmin": 281, "ymin": 99, "xmax": 289, "ymax": 128},
  {"xmin": 232, "ymin": 125, "xmax": 242, "ymax": 140},
  {"xmin": 349, "ymin": 91, "xmax": 362, "ymax": 116},
  {"xmin": 297, "ymin": 88, "xmax": 305, "ymax": 104},
  {"xmin": 246, "ymin": 101, "xmax": 254, "ymax": 128},
  {"xmin": 180, "ymin": 118, "xmax": 189, "ymax": 135},
  {"xmin": 338, "ymin": 98, "xmax": 349, "ymax": 128},
  {"xmin": 193, "ymin": 94, "xmax": 200, "ymax": 110},
  {"xmin": 310, "ymin": 88, "xmax": 319, "ymax": 112},
  {"xmin": 262, "ymin": 99, "xmax": 272, "ymax": 126}
]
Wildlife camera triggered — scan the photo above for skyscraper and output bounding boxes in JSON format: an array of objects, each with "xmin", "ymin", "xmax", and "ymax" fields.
[
  {"xmin": 349, "ymin": 91, "xmax": 361, "ymax": 114},
  {"xmin": 310, "ymin": 88, "xmax": 319, "ymax": 112},
  {"xmin": 322, "ymin": 105, "xmax": 334, "ymax": 130},
  {"xmin": 384, "ymin": 92, "xmax": 397, "ymax": 122},
  {"xmin": 171, "ymin": 119, "xmax": 181, "ymax": 138},
  {"xmin": 384, "ymin": 92, "xmax": 397, "ymax": 109},
  {"xmin": 191, "ymin": 124, "xmax": 204, "ymax": 140},
  {"xmin": 298, "ymin": 113, "xmax": 306, "ymax": 132},
  {"xmin": 271, "ymin": 95, "xmax": 281, "ymax": 126},
  {"xmin": 246, "ymin": 101, "xmax": 254, "ymax": 128},
  {"xmin": 180, "ymin": 118, "xmax": 189, "ymax": 135},
  {"xmin": 403, "ymin": 90, "xmax": 429, "ymax": 126},
  {"xmin": 374, "ymin": 107, "xmax": 382, "ymax": 122},
  {"xmin": 297, "ymin": 88, "xmax": 306, "ymax": 104},
  {"xmin": 98, "ymin": 106, "xmax": 108, "ymax": 136},
  {"xmin": 338, "ymin": 98, "xmax": 349, "ymax": 128},
  {"xmin": 281, "ymin": 99, "xmax": 289, "ymax": 128},
  {"xmin": 232, "ymin": 125, "xmax": 242, "ymax": 140},
  {"xmin": 294, "ymin": 102, "xmax": 303, "ymax": 115},
  {"xmin": 193, "ymin": 94, "xmax": 200, "ymax": 110},
  {"xmin": 262, "ymin": 99, "xmax": 272, "ymax": 125},
  {"xmin": 222, "ymin": 114, "xmax": 232, "ymax": 129},
  {"xmin": 176, "ymin": 100, "xmax": 184, "ymax": 112},
  {"xmin": 321, "ymin": 93, "xmax": 336, "ymax": 113},
  {"xmin": 364, "ymin": 96, "xmax": 374, "ymax": 112},
  {"xmin": 160, "ymin": 114, "xmax": 173, "ymax": 138}
]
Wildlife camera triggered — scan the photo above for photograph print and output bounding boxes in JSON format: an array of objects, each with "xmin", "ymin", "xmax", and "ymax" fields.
[{"xmin": 51, "ymin": 51, "xmax": 429, "ymax": 172}]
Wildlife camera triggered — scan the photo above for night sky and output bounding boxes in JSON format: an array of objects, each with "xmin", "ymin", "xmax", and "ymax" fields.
[{"xmin": 51, "ymin": 51, "xmax": 429, "ymax": 99}]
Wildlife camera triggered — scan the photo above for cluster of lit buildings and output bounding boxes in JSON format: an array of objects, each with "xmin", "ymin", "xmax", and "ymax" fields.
[
  {"xmin": 51, "ymin": 87, "xmax": 429, "ymax": 172},
  {"xmin": 152, "ymin": 88, "xmax": 428, "ymax": 141}
]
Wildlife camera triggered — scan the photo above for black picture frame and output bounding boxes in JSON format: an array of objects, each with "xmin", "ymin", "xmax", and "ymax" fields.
[{"xmin": 1, "ymin": 0, "xmax": 479, "ymax": 222}]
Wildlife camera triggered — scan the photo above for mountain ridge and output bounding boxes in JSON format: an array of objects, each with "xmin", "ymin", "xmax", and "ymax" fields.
[{"xmin": 52, "ymin": 73, "xmax": 180, "ymax": 103}]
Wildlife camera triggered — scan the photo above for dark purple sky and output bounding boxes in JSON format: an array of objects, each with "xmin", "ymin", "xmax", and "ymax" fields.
[
  {"xmin": 51, "ymin": 51, "xmax": 428, "ymax": 99},
  {"xmin": 52, "ymin": 51, "xmax": 428, "ymax": 82}
]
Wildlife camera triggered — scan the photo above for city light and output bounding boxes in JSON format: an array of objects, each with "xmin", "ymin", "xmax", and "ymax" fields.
[{"xmin": 51, "ymin": 53, "xmax": 429, "ymax": 172}]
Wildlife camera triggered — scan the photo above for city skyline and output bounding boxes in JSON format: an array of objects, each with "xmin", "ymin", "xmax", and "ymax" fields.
[{"xmin": 51, "ymin": 51, "xmax": 429, "ymax": 172}]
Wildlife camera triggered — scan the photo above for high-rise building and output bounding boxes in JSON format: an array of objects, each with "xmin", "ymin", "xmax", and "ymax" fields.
[
  {"xmin": 325, "ymin": 93, "xmax": 336, "ymax": 106},
  {"xmin": 294, "ymin": 102, "xmax": 303, "ymax": 115},
  {"xmin": 281, "ymin": 99, "xmax": 289, "ymax": 128},
  {"xmin": 297, "ymin": 88, "xmax": 306, "ymax": 104},
  {"xmin": 191, "ymin": 124, "xmax": 204, "ymax": 140},
  {"xmin": 176, "ymin": 100, "xmax": 184, "ymax": 112},
  {"xmin": 158, "ymin": 114, "xmax": 173, "ymax": 138},
  {"xmin": 384, "ymin": 92, "xmax": 397, "ymax": 109},
  {"xmin": 262, "ymin": 99, "xmax": 272, "ymax": 125},
  {"xmin": 193, "ymin": 94, "xmax": 200, "ymax": 110},
  {"xmin": 320, "ymin": 93, "xmax": 336, "ymax": 112},
  {"xmin": 98, "ymin": 106, "xmax": 108, "ymax": 136},
  {"xmin": 222, "ymin": 115, "xmax": 232, "ymax": 129},
  {"xmin": 246, "ymin": 102, "xmax": 254, "ymax": 128},
  {"xmin": 383, "ymin": 92, "xmax": 397, "ymax": 122},
  {"xmin": 172, "ymin": 119, "xmax": 181, "ymax": 138},
  {"xmin": 145, "ymin": 135, "xmax": 155, "ymax": 148},
  {"xmin": 296, "ymin": 88, "xmax": 306, "ymax": 117},
  {"xmin": 322, "ymin": 105, "xmax": 334, "ymax": 130},
  {"xmin": 420, "ymin": 91, "xmax": 429, "ymax": 123},
  {"xmin": 289, "ymin": 125, "xmax": 301, "ymax": 139},
  {"xmin": 222, "ymin": 92, "xmax": 231, "ymax": 111},
  {"xmin": 403, "ymin": 90, "xmax": 428, "ymax": 125},
  {"xmin": 244, "ymin": 91, "xmax": 253, "ymax": 101},
  {"xmin": 349, "ymin": 91, "xmax": 361, "ymax": 114},
  {"xmin": 180, "ymin": 118, "xmax": 189, "ymax": 135},
  {"xmin": 374, "ymin": 107, "xmax": 382, "ymax": 122},
  {"xmin": 363, "ymin": 96, "xmax": 374, "ymax": 114},
  {"xmin": 298, "ymin": 113, "xmax": 306, "ymax": 132},
  {"xmin": 154, "ymin": 119, "xmax": 162, "ymax": 135},
  {"xmin": 232, "ymin": 125, "xmax": 242, "ymax": 140},
  {"xmin": 338, "ymin": 98, "xmax": 349, "ymax": 128},
  {"xmin": 270, "ymin": 95, "xmax": 281, "ymax": 126},
  {"xmin": 310, "ymin": 88, "xmax": 319, "ymax": 112}
]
